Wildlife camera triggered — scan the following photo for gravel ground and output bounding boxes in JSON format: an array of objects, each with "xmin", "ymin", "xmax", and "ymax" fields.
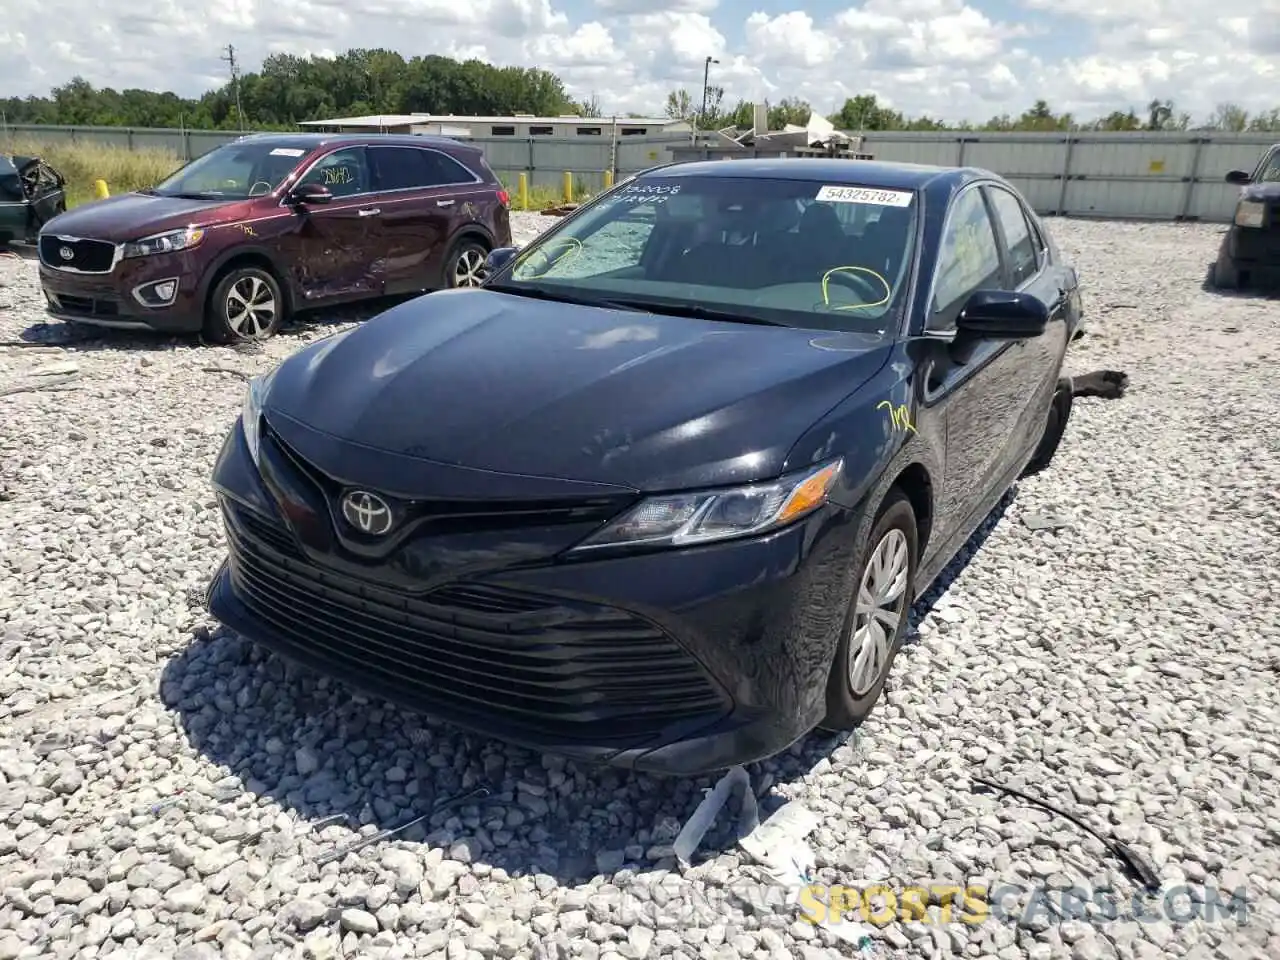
[{"xmin": 1, "ymin": 213, "xmax": 1278, "ymax": 960}]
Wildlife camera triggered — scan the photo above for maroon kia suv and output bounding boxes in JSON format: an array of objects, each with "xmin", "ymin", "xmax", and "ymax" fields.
[{"xmin": 36, "ymin": 133, "xmax": 512, "ymax": 342}]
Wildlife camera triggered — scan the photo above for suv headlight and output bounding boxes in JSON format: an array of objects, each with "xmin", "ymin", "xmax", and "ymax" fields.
[
  {"xmin": 1235, "ymin": 201, "xmax": 1265, "ymax": 229},
  {"xmin": 569, "ymin": 459, "xmax": 843, "ymax": 554},
  {"xmin": 241, "ymin": 370, "xmax": 276, "ymax": 467},
  {"xmin": 123, "ymin": 227, "xmax": 205, "ymax": 259}
]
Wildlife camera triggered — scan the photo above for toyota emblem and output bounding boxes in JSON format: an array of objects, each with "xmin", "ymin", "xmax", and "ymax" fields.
[
  {"xmin": 341, "ymin": 490, "xmax": 394, "ymax": 536},
  {"xmin": 59, "ymin": 246, "xmax": 75, "ymax": 261}
]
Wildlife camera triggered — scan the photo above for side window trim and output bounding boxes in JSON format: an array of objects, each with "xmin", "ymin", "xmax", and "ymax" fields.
[
  {"xmin": 924, "ymin": 181, "xmax": 1003, "ymax": 331},
  {"xmin": 280, "ymin": 143, "xmax": 480, "ymax": 206}
]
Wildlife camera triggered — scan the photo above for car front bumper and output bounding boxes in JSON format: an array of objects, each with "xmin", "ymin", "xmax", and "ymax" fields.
[
  {"xmin": 38, "ymin": 254, "xmax": 205, "ymax": 333},
  {"xmin": 206, "ymin": 419, "xmax": 863, "ymax": 777},
  {"xmin": 1225, "ymin": 226, "xmax": 1280, "ymax": 282}
]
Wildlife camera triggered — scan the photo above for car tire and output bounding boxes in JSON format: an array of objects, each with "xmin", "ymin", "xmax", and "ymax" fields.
[
  {"xmin": 1021, "ymin": 378, "xmax": 1073, "ymax": 478},
  {"xmin": 820, "ymin": 488, "xmax": 918, "ymax": 730},
  {"xmin": 205, "ymin": 266, "xmax": 286, "ymax": 344},
  {"xmin": 1211, "ymin": 249, "xmax": 1240, "ymax": 290},
  {"xmin": 444, "ymin": 237, "xmax": 491, "ymax": 289}
]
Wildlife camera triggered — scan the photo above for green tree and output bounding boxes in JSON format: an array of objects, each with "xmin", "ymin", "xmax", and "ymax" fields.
[
  {"xmin": 664, "ymin": 88, "xmax": 695, "ymax": 124},
  {"xmin": 829, "ymin": 94, "xmax": 904, "ymax": 131}
]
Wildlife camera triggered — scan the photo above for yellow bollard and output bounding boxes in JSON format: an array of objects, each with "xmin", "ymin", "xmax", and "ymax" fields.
[
  {"xmin": 517, "ymin": 172, "xmax": 529, "ymax": 211},
  {"xmin": 563, "ymin": 171, "xmax": 573, "ymax": 204},
  {"xmin": 93, "ymin": 179, "xmax": 110, "ymax": 199},
  {"xmin": 603, "ymin": 169, "xmax": 614, "ymax": 190}
]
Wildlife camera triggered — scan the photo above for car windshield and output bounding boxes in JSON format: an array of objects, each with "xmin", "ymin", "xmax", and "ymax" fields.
[
  {"xmin": 149, "ymin": 141, "xmax": 313, "ymax": 200},
  {"xmin": 1259, "ymin": 150, "xmax": 1280, "ymax": 183},
  {"xmin": 494, "ymin": 174, "xmax": 918, "ymax": 335}
]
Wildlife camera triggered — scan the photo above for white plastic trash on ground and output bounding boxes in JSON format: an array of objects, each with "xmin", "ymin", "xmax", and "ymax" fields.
[{"xmin": 673, "ymin": 766, "xmax": 875, "ymax": 951}]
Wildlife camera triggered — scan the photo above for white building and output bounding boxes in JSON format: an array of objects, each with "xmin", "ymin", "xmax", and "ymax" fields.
[{"xmin": 298, "ymin": 113, "xmax": 692, "ymax": 139}]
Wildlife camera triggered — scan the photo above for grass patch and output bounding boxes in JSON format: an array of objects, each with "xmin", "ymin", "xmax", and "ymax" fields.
[
  {"xmin": 3, "ymin": 137, "xmax": 594, "ymax": 212},
  {"xmin": 3, "ymin": 137, "xmax": 181, "ymax": 208},
  {"xmin": 498, "ymin": 175, "xmax": 596, "ymax": 211}
]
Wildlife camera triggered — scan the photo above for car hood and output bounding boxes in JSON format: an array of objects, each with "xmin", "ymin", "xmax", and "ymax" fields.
[
  {"xmin": 40, "ymin": 192, "xmax": 249, "ymax": 243},
  {"xmin": 264, "ymin": 289, "xmax": 893, "ymax": 492}
]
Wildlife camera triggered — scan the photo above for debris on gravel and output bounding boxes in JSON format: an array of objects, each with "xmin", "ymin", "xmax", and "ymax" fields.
[{"xmin": 1, "ymin": 215, "xmax": 1278, "ymax": 960}]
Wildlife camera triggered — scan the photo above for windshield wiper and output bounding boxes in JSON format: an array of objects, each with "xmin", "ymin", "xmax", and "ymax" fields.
[
  {"xmin": 483, "ymin": 283, "xmax": 644, "ymax": 311},
  {"xmin": 601, "ymin": 299, "xmax": 787, "ymax": 326}
]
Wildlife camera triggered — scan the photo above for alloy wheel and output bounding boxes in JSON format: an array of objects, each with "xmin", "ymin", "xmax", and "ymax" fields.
[
  {"xmin": 848, "ymin": 527, "xmax": 910, "ymax": 696},
  {"xmin": 225, "ymin": 275, "xmax": 277, "ymax": 338},
  {"xmin": 453, "ymin": 248, "xmax": 487, "ymax": 287}
]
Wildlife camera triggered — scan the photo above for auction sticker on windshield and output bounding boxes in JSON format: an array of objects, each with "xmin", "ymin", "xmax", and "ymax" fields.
[{"xmin": 815, "ymin": 185, "xmax": 914, "ymax": 206}]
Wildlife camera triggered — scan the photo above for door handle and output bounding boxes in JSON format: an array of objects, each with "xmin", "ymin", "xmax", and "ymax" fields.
[
  {"xmin": 358, "ymin": 208, "xmax": 381, "ymax": 217},
  {"xmin": 437, "ymin": 200, "xmax": 455, "ymax": 207}
]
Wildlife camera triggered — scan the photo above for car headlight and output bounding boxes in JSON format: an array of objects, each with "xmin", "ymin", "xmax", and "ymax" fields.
[
  {"xmin": 1235, "ymin": 201, "xmax": 1266, "ymax": 229},
  {"xmin": 570, "ymin": 458, "xmax": 843, "ymax": 554},
  {"xmin": 240, "ymin": 370, "xmax": 276, "ymax": 467},
  {"xmin": 122, "ymin": 227, "xmax": 205, "ymax": 259}
]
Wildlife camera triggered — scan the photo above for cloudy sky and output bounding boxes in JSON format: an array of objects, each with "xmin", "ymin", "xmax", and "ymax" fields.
[{"xmin": 2, "ymin": 0, "xmax": 1276, "ymax": 124}]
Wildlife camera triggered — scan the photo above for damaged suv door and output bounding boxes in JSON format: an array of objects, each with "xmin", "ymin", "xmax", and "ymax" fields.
[{"xmin": 0, "ymin": 155, "xmax": 67, "ymax": 246}]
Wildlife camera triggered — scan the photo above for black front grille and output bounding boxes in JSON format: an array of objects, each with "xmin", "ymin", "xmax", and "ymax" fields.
[
  {"xmin": 219, "ymin": 500, "xmax": 726, "ymax": 743},
  {"xmin": 263, "ymin": 424, "xmax": 631, "ymax": 539},
  {"xmin": 40, "ymin": 235, "xmax": 116, "ymax": 272},
  {"xmin": 48, "ymin": 292, "xmax": 120, "ymax": 318}
]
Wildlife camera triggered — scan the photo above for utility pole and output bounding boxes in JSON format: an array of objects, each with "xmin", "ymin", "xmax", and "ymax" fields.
[
  {"xmin": 699, "ymin": 56, "xmax": 719, "ymax": 134},
  {"xmin": 221, "ymin": 44, "xmax": 245, "ymax": 132}
]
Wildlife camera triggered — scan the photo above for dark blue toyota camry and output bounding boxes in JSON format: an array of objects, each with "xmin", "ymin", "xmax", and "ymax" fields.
[{"xmin": 206, "ymin": 158, "xmax": 1084, "ymax": 776}]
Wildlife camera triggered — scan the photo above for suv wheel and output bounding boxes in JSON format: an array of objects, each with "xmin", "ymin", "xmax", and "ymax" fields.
[
  {"xmin": 445, "ymin": 238, "xmax": 490, "ymax": 288},
  {"xmin": 206, "ymin": 266, "xmax": 285, "ymax": 343}
]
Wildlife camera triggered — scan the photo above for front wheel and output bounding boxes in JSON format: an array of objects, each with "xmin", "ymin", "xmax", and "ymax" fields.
[
  {"xmin": 205, "ymin": 266, "xmax": 286, "ymax": 343},
  {"xmin": 821, "ymin": 489, "xmax": 918, "ymax": 730},
  {"xmin": 444, "ymin": 238, "xmax": 490, "ymax": 288}
]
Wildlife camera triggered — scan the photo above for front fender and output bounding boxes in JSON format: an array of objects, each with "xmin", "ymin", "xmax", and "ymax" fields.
[{"xmin": 781, "ymin": 354, "xmax": 941, "ymax": 515}]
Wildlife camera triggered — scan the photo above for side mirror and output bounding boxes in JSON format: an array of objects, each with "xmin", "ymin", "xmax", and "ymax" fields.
[
  {"xmin": 485, "ymin": 246, "xmax": 520, "ymax": 273},
  {"xmin": 955, "ymin": 290, "xmax": 1049, "ymax": 340},
  {"xmin": 1225, "ymin": 170, "xmax": 1252, "ymax": 186},
  {"xmin": 287, "ymin": 182, "xmax": 332, "ymax": 205}
]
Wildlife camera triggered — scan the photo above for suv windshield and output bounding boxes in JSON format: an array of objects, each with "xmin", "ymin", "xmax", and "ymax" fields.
[
  {"xmin": 149, "ymin": 140, "xmax": 314, "ymax": 200},
  {"xmin": 494, "ymin": 174, "xmax": 918, "ymax": 335}
]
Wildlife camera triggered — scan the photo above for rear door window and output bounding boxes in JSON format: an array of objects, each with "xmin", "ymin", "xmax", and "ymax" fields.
[
  {"xmin": 986, "ymin": 187, "xmax": 1039, "ymax": 288},
  {"xmin": 370, "ymin": 147, "xmax": 433, "ymax": 192}
]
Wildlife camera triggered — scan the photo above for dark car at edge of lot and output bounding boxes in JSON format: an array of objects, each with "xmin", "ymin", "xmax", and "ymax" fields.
[
  {"xmin": 205, "ymin": 157, "xmax": 1084, "ymax": 776},
  {"xmin": 0, "ymin": 154, "xmax": 67, "ymax": 246},
  {"xmin": 34, "ymin": 133, "xmax": 512, "ymax": 342},
  {"xmin": 1212, "ymin": 143, "xmax": 1280, "ymax": 290}
]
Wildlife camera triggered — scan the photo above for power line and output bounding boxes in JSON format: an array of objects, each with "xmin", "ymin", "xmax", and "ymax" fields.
[{"xmin": 221, "ymin": 44, "xmax": 245, "ymax": 132}]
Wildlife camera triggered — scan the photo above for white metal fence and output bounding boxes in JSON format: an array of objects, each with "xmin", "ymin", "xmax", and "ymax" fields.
[
  {"xmin": 855, "ymin": 131, "xmax": 1276, "ymax": 222},
  {"xmin": 3, "ymin": 123, "xmax": 1275, "ymax": 221}
]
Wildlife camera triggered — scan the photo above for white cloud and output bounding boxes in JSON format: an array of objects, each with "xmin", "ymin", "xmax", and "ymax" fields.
[{"xmin": 0, "ymin": 0, "xmax": 1277, "ymax": 126}]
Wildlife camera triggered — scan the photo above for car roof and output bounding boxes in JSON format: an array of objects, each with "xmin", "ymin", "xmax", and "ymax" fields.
[
  {"xmin": 228, "ymin": 132, "xmax": 474, "ymax": 152},
  {"xmin": 640, "ymin": 158, "xmax": 983, "ymax": 192}
]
